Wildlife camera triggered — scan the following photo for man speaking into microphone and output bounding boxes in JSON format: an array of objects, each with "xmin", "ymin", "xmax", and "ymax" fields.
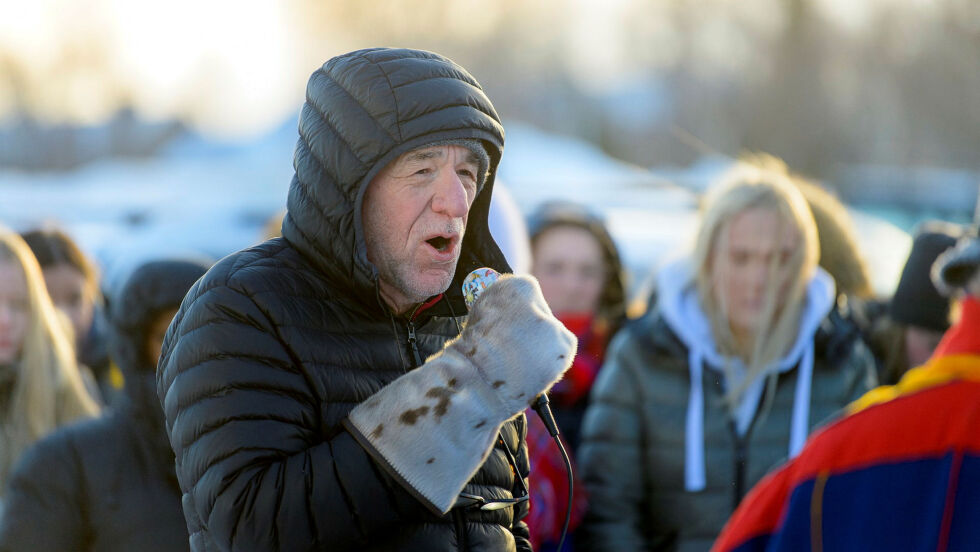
[{"xmin": 157, "ymin": 48, "xmax": 575, "ymax": 552}]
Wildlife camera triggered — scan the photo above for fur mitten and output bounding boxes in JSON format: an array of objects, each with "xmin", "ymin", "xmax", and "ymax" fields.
[{"xmin": 345, "ymin": 275, "xmax": 576, "ymax": 515}]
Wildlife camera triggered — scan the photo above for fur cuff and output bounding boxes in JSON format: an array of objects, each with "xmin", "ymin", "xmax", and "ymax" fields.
[{"xmin": 346, "ymin": 353, "xmax": 505, "ymax": 515}]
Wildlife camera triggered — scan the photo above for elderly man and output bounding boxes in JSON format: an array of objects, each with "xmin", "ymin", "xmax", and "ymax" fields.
[
  {"xmin": 157, "ymin": 48, "xmax": 575, "ymax": 551},
  {"xmin": 713, "ymin": 228, "xmax": 980, "ymax": 552}
]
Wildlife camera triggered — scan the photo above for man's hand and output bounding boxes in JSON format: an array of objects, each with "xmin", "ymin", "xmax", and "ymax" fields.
[
  {"xmin": 345, "ymin": 274, "xmax": 576, "ymax": 515},
  {"xmin": 451, "ymin": 274, "xmax": 577, "ymax": 417}
]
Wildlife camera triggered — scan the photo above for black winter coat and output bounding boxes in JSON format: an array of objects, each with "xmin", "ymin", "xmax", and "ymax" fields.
[
  {"xmin": 157, "ymin": 48, "xmax": 528, "ymax": 551},
  {"xmin": 0, "ymin": 259, "xmax": 209, "ymax": 551}
]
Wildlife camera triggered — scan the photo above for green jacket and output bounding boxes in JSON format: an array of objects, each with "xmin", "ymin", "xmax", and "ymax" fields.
[{"xmin": 578, "ymin": 302, "xmax": 877, "ymax": 551}]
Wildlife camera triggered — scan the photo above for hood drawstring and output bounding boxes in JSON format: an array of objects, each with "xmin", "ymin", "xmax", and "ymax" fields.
[
  {"xmin": 663, "ymin": 258, "xmax": 833, "ymax": 493},
  {"xmin": 683, "ymin": 343, "xmax": 816, "ymax": 492},
  {"xmin": 685, "ymin": 348, "xmax": 707, "ymax": 492},
  {"xmin": 446, "ymin": 298, "xmax": 462, "ymax": 336},
  {"xmin": 789, "ymin": 341, "xmax": 815, "ymax": 458}
]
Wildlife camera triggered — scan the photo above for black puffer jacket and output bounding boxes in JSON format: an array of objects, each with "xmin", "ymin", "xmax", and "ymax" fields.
[
  {"xmin": 156, "ymin": 49, "xmax": 528, "ymax": 551},
  {"xmin": 0, "ymin": 259, "xmax": 209, "ymax": 551}
]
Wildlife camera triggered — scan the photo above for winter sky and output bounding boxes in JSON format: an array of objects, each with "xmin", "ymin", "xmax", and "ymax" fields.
[{"xmin": 0, "ymin": 0, "xmax": 936, "ymax": 138}]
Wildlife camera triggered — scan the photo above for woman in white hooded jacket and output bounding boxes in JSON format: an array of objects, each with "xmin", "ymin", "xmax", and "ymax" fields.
[{"xmin": 578, "ymin": 163, "xmax": 878, "ymax": 551}]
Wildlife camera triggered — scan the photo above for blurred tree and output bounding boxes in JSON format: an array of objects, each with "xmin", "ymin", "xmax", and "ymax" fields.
[{"xmin": 0, "ymin": 0, "xmax": 977, "ymax": 176}]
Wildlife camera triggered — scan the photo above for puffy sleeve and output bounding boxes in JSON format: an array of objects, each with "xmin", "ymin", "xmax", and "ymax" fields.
[
  {"xmin": 158, "ymin": 281, "xmax": 421, "ymax": 551},
  {"xmin": 577, "ymin": 331, "xmax": 651, "ymax": 551},
  {"xmin": 0, "ymin": 431, "xmax": 88, "ymax": 551}
]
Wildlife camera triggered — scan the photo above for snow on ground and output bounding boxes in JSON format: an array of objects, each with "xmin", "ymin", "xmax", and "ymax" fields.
[{"xmin": 0, "ymin": 119, "xmax": 910, "ymax": 299}]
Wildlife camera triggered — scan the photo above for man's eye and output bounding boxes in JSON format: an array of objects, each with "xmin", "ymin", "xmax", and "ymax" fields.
[
  {"xmin": 414, "ymin": 168, "xmax": 431, "ymax": 176},
  {"xmin": 457, "ymin": 169, "xmax": 476, "ymax": 181}
]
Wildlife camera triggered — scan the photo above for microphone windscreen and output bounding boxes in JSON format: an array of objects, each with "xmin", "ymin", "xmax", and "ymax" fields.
[{"xmin": 462, "ymin": 268, "xmax": 501, "ymax": 309}]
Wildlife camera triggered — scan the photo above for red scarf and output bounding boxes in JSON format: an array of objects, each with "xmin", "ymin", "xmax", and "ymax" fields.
[{"xmin": 549, "ymin": 313, "xmax": 609, "ymax": 407}]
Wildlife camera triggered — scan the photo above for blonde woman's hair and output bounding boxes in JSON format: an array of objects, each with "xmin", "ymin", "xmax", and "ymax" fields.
[
  {"xmin": 742, "ymin": 153, "xmax": 873, "ymax": 299},
  {"xmin": 691, "ymin": 160, "xmax": 820, "ymax": 407},
  {"xmin": 0, "ymin": 227, "xmax": 100, "ymax": 487}
]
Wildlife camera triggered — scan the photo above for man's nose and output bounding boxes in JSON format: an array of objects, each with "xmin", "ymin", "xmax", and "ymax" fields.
[{"xmin": 430, "ymin": 169, "xmax": 470, "ymax": 218}]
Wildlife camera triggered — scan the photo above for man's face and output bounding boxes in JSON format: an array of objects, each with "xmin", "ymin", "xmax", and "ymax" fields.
[
  {"xmin": 904, "ymin": 325, "xmax": 944, "ymax": 368},
  {"xmin": 363, "ymin": 144, "xmax": 481, "ymax": 314}
]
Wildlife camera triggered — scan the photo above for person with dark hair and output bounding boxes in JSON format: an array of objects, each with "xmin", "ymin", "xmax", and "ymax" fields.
[
  {"xmin": 157, "ymin": 48, "xmax": 575, "ymax": 551},
  {"xmin": 713, "ymin": 226, "xmax": 980, "ymax": 552},
  {"xmin": 20, "ymin": 228, "xmax": 113, "ymax": 402},
  {"xmin": 793, "ymin": 180, "xmax": 874, "ymax": 301},
  {"xmin": 528, "ymin": 200, "xmax": 627, "ymax": 451},
  {"xmin": 865, "ymin": 222, "xmax": 961, "ymax": 384},
  {"xmin": 0, "ymin": 258, "xmax": 209, "ymax": 551},
  {"xmin": 524, "ymin": 201, "xmax": 628, "ymax": 550}
]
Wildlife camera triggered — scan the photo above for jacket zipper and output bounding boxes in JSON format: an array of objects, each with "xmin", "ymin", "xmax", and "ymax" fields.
[
  {"xmin": 406, "ymin": 320, "xmax": 423, "ymax": 368},
  {"xmin": 404, "ymin": 299, "xmax": 467, "ymax": 549},
  {"xmin": 732, "ymin": 429, "xmax": 748, "ymax": 510}
]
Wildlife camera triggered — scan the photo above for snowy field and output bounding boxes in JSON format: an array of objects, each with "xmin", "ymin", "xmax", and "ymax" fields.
[{"xmin": 0, "ymin": 120, "xmax": 911, "ymax": 301}]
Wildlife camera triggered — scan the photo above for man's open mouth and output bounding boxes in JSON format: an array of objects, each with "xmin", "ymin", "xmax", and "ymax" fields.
[{"xmin": 426, "ymin": 236, "xmax": 452, "ymax": 252}]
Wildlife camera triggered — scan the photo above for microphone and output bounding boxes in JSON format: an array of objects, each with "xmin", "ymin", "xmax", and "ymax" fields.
[
  {"xmin": 461, "ymin": 267, "xmax": 561, "ymax": 437},
  {"xmin": 462, "ymin": 266, "xmax": 573, "ymax": 551},
  {"xmin": 461, "ymin": 267, "xmax": 501, "ymax": 310}
]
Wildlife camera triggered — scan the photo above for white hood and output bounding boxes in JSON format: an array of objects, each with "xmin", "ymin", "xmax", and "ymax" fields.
[{"xmin": 655, "ymin": 257, "xmax": 836, "ymax": 492}]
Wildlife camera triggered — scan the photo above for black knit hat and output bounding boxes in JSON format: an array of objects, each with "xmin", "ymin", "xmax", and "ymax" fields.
[
  {"xmin": 890, "ymin": 221, "xmax": 961, "ymax": 331},
  {"xmin": 419, "ymin": 138, "xmax": 490, "ymax": 190}
]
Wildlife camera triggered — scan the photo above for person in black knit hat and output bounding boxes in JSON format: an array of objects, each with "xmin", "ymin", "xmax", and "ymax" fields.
[{"xmin": 867, "ymin": 221, "xmax": 962, "ymax": 383}]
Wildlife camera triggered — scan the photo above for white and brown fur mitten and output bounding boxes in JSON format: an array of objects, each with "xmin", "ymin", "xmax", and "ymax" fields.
[{"xmin": 345, "ymin": 274, "xmax": 576, "ymax": 514}]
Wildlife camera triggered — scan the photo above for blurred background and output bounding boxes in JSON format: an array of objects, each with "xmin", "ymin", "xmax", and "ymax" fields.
[{"xmin": 1, "ymin": 0, "xmax": 978, "ymax": 296}]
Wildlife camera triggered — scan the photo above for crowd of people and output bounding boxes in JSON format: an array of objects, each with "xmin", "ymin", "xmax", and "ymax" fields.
[{"xmin": 0, "ymin": 47, "xmax": 976, "ymax": 551}]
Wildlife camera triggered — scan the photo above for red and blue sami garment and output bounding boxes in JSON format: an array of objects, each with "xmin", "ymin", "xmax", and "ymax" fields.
[{"xmin": 713, "ymin": 297, "xmax": 980, "ymax": 552}]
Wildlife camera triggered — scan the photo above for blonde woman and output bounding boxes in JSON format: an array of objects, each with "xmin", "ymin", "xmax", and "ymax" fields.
[
  {"xmin": 578, "ymin": 163, "xmax": 877, "ymax": 551},
  {"xmin": 0, "ymin": 257, "xmax": 209, "ymax": 551},
  {"xmin": 0, "ymin": 228, "xmax": 100, "ymax": 497}
]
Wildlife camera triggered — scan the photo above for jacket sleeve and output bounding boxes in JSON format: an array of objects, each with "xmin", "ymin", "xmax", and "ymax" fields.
[
  {"xmin": 158, "ymin": 283, "xmax": 421, "ymax": 551},
  {"xmin": 577, "ymin": 333, "xmax": 650, "ymax": 551},
  {"xmin": 0, "ymin": 432, "xmax": 88, "ymax": 551}
]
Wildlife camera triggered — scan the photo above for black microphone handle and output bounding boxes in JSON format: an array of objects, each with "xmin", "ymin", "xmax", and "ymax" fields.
[{"xmin": 532, "ymin": 393, "xmax": 560, "ymax": 438}]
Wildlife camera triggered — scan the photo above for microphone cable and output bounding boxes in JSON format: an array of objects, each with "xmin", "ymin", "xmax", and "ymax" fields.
[
  {"xmin": 462, "ymin": 268, "xmax": 575, "ymax": 550},
  {"xmin": 532, "ymin": 394, "xmax": 573, "ymax": 552}
]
